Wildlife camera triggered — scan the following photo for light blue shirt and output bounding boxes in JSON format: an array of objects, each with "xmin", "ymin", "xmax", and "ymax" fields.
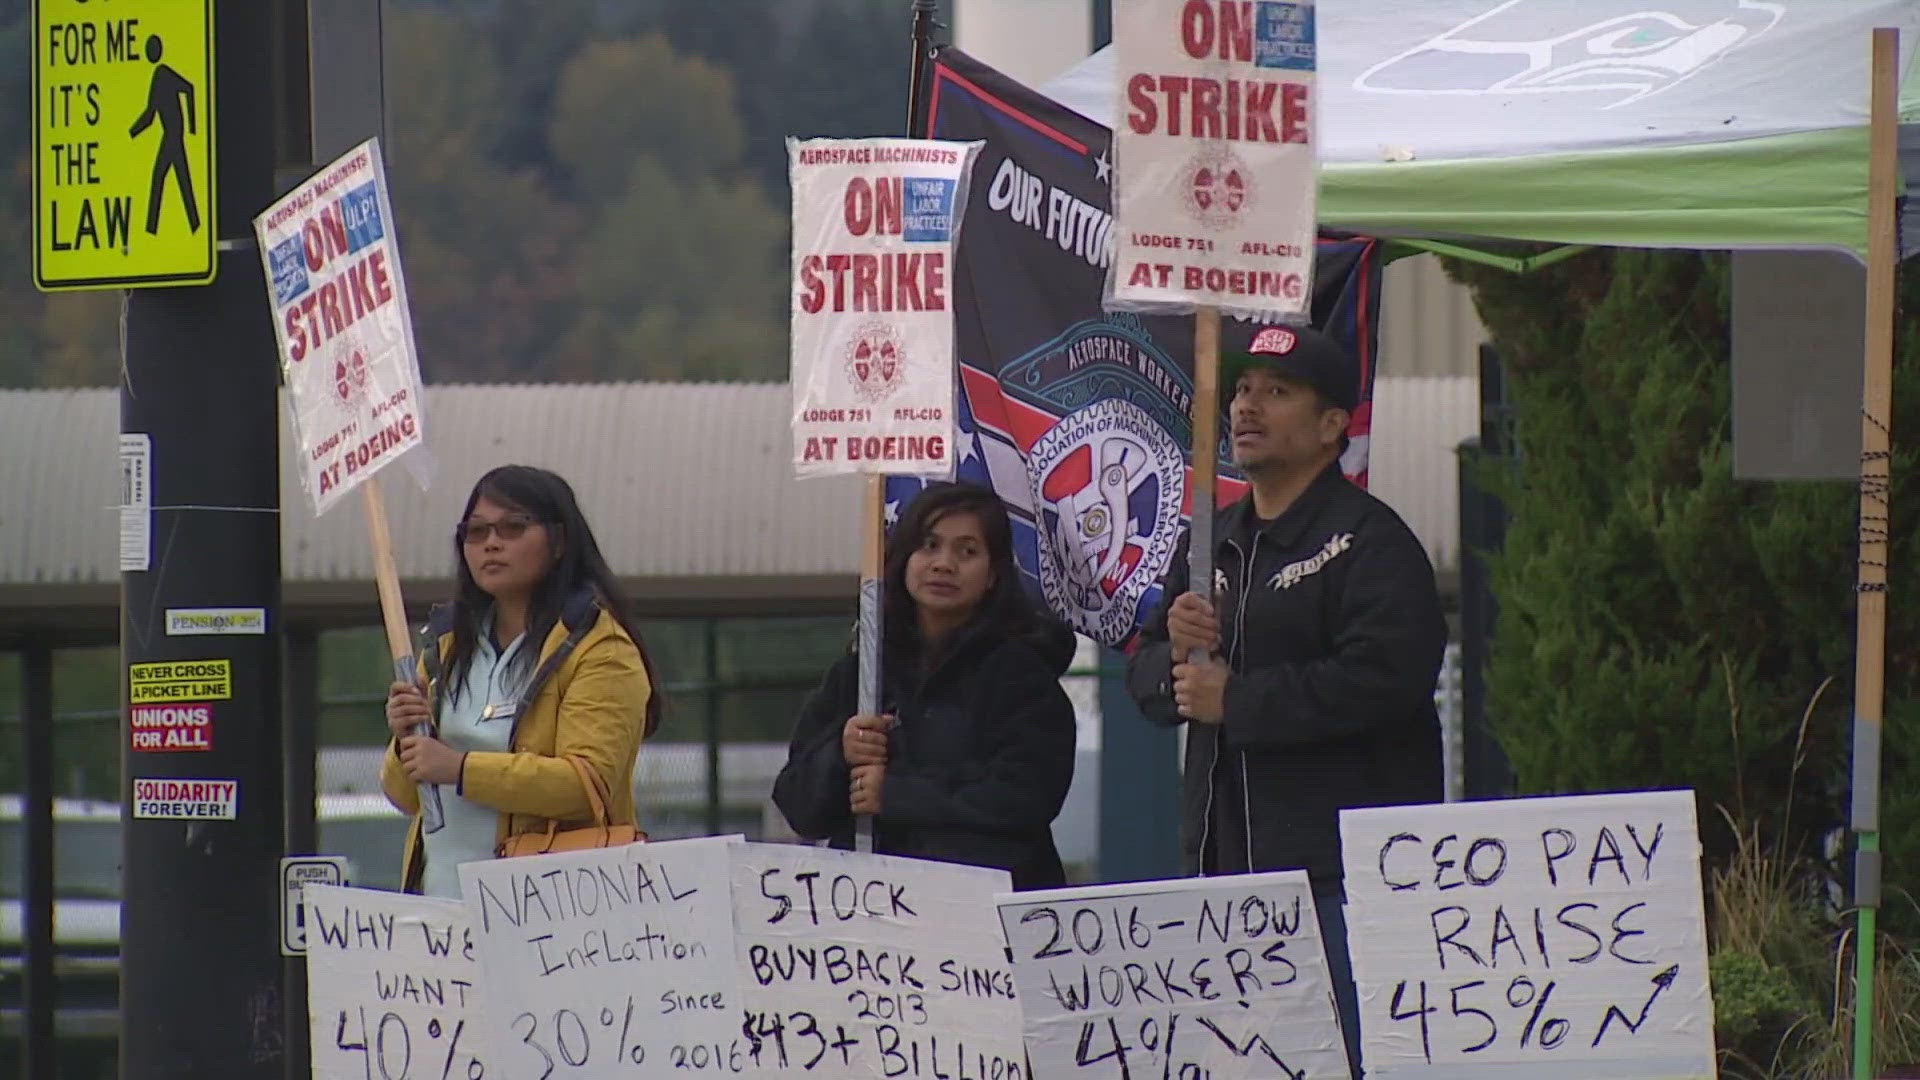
[{"xmin": 421, "ymin": 616, "xmax": 528, "ymax": 900}]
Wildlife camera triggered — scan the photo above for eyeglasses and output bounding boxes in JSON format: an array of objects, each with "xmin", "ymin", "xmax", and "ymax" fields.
[{"xmin": 457, "ymin": 516, "xmax": 539, "ymax": 545}]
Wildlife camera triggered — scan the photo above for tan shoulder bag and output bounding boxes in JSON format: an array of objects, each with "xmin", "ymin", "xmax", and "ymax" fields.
[{"xmin": 496, "ymin": 756, "xmax": 645, "ymax": 858}]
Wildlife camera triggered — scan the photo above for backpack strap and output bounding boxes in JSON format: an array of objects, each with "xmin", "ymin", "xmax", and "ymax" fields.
[
  {"xmin": 560, "ymin": 588, "xmax": 602, "ymax": 636},
  {"xmin": 510, "ymin": 589, "xmax": 603, "ymax": 721},
  {"xmin": 418, "ymin": 602, "xmax": 456, "ymax": 688}
]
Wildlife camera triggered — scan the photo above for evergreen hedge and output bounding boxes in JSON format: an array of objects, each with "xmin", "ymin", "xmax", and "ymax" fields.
[{"xmin": 1446, "ymin": 249, "xmax": 1920, "ymax": 928}]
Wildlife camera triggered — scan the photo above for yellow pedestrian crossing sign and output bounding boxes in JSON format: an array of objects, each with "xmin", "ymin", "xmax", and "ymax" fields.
[{"xmin": 33, "ymin": 0, "xmax": 217, "ymax": 292}]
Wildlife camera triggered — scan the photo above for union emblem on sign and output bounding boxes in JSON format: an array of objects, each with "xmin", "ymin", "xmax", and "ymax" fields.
[
  {"xmin": 1183, "ymin": 147, "xmax": 1255, "ymax": 231},
  {"xmin": 845, "ymin": 321, "xmax": 908, "ymax": 402}
]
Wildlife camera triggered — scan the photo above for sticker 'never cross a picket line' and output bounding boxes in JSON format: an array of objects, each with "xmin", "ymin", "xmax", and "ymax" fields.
[{"xmin": 128, "ymin": 658, "xmax": 231, "ymax": 703}]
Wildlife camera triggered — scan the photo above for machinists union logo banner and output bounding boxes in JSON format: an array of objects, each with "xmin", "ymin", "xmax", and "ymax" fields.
[{"xmin": 886, "ymin": 48, "xmax": 1381, "ymax": 647}]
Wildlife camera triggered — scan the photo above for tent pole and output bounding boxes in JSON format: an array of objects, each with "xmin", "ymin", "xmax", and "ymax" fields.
[
  {"xmin": 1383, "ymin": 239, "xmax": 1591, "ymax": 274},
  {"xmin": 1850, "ymin": 26, "xmax": 1899, "ymax": 1080}
]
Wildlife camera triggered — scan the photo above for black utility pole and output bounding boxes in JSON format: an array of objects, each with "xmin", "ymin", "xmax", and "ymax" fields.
[
  {"xmin": 120, "ymin": 1, "xmax": 286, "ymax": 1077},
  {"xmin": 20, "ymin": 645, "xmax": 54, "ymax": 1080}
]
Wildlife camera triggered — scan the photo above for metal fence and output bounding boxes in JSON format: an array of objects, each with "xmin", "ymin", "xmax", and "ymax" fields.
[
  {"xmin": 4, "ymin": 633, "xmax": 1471, "ymax": 864},
  {"xmin": 1437, "ymin": 641, "xmax": 1465, "ymax": 802}
]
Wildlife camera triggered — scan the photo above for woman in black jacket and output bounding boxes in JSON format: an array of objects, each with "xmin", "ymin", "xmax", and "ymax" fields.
[{"xmin": 773, "ymin": 482, "xmax": 1078, "ymax": 889}]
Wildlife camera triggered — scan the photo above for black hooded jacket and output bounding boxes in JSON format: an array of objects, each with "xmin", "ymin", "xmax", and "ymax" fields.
[
  {"xmin": 773, "ymin": 619, "xmax": 1078, "ymax": 890},
  {"xmin": 1128, "ymin": 462, "xmax": 1446, "ymax": 884}
]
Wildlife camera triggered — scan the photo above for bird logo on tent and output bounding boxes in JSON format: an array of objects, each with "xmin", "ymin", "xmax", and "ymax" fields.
[{"xmin": 1355, "ymin": 1, "xmax": 1784, "ymax": 108}]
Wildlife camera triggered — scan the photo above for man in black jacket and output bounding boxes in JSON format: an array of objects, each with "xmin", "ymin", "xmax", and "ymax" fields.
[{"xmin": 1128, "ymin": 324, "xmax": 1447, "ymax": 1073}]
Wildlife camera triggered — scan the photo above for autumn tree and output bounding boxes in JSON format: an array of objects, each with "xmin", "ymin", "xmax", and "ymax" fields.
[{"xmin": 0, "ymin": 1, "xmax": 929, "ymax": 387}]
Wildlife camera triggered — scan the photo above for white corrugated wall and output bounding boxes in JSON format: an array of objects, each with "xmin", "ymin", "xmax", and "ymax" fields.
[
  {"xmin": 1368, "ymin": 376, "xmax": 1481, "ymax": 576},
  {"xmin": 4, "ymin": 257, "xmax": 1492, "ymax": 588},
  {"xmin": 1379, "ymin": 254, "xmax": 1487, "ymax": 379},
  {"xmin": 1365, "ymin": 252, "xmax": 1487, "ymax": 575},
  {"xmin": 0, "ymin": 374, "xmax": 1482, "ymax": 586}
]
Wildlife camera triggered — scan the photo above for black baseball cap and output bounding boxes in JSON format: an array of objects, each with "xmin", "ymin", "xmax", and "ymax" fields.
[{"xmin": 1220, "ymin": 325, "xmax": 1358, "ymax": 413}]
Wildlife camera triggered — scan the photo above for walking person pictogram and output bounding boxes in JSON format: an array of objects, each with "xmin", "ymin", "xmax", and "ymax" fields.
[{"xmin": 129, "ymin": 34, "xmax": 200, "ymax": 236}]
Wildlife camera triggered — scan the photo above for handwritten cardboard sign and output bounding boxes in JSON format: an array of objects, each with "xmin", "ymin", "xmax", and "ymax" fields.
[
  {"xmin": 304, "ymin": 884, "xmax": 487, "ymax": 1080},
  {"xmin": 730, "ymin": 843, "xmax": 1024, "ymax": 1078},
  {"xmin": 460, "ymin": 837, "xmax": 741, "ymax": 1078},
  {"xmin": 998, "ymin": 871, "xmax": 1348, "ymax": 1080},
  {"xmin": 1340, "ymin": 791, "xmax": 1716, "ymax": 1078}
]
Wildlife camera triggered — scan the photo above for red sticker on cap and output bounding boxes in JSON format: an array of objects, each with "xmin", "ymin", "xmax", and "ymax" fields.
[{"xmin": 1250, "ymin": 328, "xmax": 1297, "ymax": 355}]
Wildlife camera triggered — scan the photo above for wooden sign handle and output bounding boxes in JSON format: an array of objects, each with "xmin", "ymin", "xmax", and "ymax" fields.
[
  {"xmin": 855, "ymin": 475, "xmax": 885, "ymax": 853},
  {"xmin": 1188, "ymin": 306, "xmax": 1221, "ymax": 664},
  {"xmin": 362, "ymin": 475, "xmax": 445, "ymax": 833}
]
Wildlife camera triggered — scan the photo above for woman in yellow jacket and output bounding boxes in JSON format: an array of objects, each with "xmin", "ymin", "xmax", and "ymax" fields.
[{"xmin": 381, "ymin": 465, "xmax": 660, "ymax": 897}]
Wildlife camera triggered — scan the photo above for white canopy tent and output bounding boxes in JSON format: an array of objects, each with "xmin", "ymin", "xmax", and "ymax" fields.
[{"xmin": 1044, "ymin": 0, "xmax": 1920, "ymax": 258}]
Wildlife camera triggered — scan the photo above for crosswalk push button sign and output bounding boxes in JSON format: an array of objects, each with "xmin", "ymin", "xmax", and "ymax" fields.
[{"xmin": 281, "ymin": 856, "xmax": 348, "ymax": 957}]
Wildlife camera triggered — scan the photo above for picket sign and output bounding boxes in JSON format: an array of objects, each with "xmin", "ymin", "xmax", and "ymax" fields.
[
  {"xmin": 457, "ymin": 836, "xmax": 740, "ymax": 1079},
  {"xmin": 1340, "ymin": 790, "xmax": 1717, "ymax": 1079},
  {"xmin": 323, "ymin": 790, "xmax": 1719, "ymax": 1080},
  {"xmin": 999, "ymin": 871, "xmax": 1349, "ymax": 1080},
  {"xmin": 1105, "ymin": 0, "xmax": 1321, "ymax": 630},
  {"xmin": 1105, "ymin": 0, "xmax": 1319, "ymax": 320},
  {"xmin": 730, "ymin": 843, "xmax": 1024, "ymax": 1079},
  {"xmin": 451, "ymin": 839, "xmax": 1020, "ymax": 1079},
  {"xmin": 303, "ymin": 884, "xmax": 487, "ymax": 1080},
  {"xmin": 254, "ymin": 139, "xmax": 442, "ymax": 831}
]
